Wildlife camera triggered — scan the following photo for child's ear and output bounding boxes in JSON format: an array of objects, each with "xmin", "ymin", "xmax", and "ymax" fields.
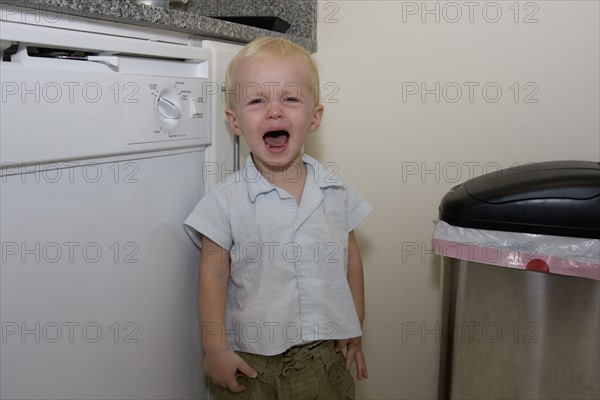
[
  {"xmin": 225, "ymin": 108, "xmax": 243, "ymax": 136},
  {"xmin": 309, "ymin": 104, "xmax": 324, "ymax": 132}
]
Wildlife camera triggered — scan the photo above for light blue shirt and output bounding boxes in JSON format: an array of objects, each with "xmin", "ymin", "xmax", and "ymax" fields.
[{"xmin": 184, "ymin": 154, "xmax": 372, "ymax": 355}]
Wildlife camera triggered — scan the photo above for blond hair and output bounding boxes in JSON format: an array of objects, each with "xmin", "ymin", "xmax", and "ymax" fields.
[{"xmin": 225, "ymin": 37, "xmax": 321, "ymax": 108}]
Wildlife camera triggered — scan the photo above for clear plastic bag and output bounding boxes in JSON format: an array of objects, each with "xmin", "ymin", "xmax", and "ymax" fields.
[{"xmin": 433, "ymin": 221, "xmax": 600, "ymax": 280}]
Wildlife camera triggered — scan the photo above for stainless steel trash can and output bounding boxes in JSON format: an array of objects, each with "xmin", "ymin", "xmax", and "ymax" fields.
[{"xmin": 434, "ymin": 161, "xmax": 600, "ymax": 400}]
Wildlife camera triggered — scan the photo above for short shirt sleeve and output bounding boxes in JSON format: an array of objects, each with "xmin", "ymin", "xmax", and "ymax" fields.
[
  {"xmin": 183, "ymin": 189, "xmax": 233, "ymax": 250},
  {"xmin": 345, "ymin": 184, "xmax": 373, "ymax": 233}
]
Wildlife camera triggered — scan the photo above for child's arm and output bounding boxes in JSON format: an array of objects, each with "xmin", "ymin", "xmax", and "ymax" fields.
[
  {"xmin": 198, "ymin": 236, "xmax": 257, "ymax": 392},
  {"xmin": 335, "ymin": 230, "xmax": 369, "ymax": 380},
  {"xmin": 347, "ymin": 231, "xmax": 365, "ymax": 325}
]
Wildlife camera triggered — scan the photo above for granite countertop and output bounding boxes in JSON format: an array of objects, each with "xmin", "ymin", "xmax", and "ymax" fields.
[{"xmin": 0, "ymin": 0, "xmax": 317, "ymax": 51}]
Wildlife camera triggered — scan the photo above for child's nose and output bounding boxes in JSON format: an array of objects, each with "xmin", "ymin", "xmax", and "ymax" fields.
[{"xmin": 267, "ymin": 104, "xmax": 283, "ymax": 119}]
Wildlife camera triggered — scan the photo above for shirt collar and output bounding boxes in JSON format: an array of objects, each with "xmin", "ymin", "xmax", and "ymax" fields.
[{"xmin": 243, "ymin": 153, "xmax": 345, "ymax": 202}]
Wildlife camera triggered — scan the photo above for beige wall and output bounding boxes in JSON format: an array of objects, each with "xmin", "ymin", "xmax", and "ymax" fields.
[{"xmin": 308, "ymin": 1, "xmax": 599, "ymax": 399}]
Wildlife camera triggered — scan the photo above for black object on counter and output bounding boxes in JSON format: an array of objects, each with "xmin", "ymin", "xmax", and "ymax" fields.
[
  {"xmin": 439, "ymin": 160, "xmax": 600, "ymax": 239},
  {"xmin": 213, "ymin": 16, "xmax": 291, "ymax": 33}
]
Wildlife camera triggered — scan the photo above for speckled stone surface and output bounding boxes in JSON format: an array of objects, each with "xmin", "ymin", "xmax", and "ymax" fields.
[
  {"xmin": 0, "ymin": 0, "xmax": 317, "ymax": 51},
  {"xmin": 175, "ymin": 0, "xmax": 316, "ymax": 42}
]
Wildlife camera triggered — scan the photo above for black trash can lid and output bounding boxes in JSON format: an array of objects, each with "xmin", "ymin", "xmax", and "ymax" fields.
[{"xmin": 438, "ymin": 160, "xmax": 600, "ymax": 239}]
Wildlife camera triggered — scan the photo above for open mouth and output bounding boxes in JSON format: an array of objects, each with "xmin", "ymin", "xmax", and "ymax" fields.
[{"xmin": 263, "ymin": 130, "xmax": 290, "ymax": 150}]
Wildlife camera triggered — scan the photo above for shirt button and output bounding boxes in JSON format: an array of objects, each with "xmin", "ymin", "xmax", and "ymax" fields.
[
  {"xmin": 301, "ymin": 272, "xmax": 308, "ymax": 278},
  {"xmin": 307, "ymin": 315, "xmax": 313, "ymax": 322}
]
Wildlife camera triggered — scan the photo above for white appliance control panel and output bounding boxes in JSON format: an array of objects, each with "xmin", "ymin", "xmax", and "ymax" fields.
[
  {"xmin": 126, "ymin": 75, "xmax": 209, "ymax": 144},
  {"xmin": 0, "ymin": 21, "xmax": 212, "ymax": 166}
]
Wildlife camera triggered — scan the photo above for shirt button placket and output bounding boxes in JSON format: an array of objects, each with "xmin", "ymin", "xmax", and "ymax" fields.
[{"xmin": 293, "ymin": 231, "xmax": 309, "ymax": 341}]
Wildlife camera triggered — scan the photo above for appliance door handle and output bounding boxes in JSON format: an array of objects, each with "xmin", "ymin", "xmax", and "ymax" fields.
[
  {"xmin": 234, "ymin": 135, "xmax": 240, "ymax": 171},
  {"xmin": 87, "ymin": 56, "xmax": 119, "ymax": 68},
  {"xmin": 222, "ymin": 83, "xmax": 240, "ymax": 171}
]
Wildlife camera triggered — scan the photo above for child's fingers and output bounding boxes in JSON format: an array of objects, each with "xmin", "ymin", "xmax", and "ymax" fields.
[
  {"xmin": 224, "ymin": 356, "xmax": 257, "ymax": 392},
  {"xmin": 345, "ymin": 347, "xmax": 356, "ymax": 370},
  {"xmin": 237, "ymin": 360, "xmax": 258, "ymax": 379},
  {"xmin": 355, "ymin": 353, "xmax": 368, "ymax": 380},
  {"xmin": 335, "ymin": 339, "xmax": 349, "ymax": 352},
  {"xmin": 344, "ymin": 347, "xmax": 369, "ymax": 380},
  {"xmin": 225, "ymin": 376, "xmax": 246, "ymax": 393}
]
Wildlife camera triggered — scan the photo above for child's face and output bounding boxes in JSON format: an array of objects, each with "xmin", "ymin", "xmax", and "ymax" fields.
[{"xmin": 225, "ymin": 54, "xmax": 324, "ymax": 174}]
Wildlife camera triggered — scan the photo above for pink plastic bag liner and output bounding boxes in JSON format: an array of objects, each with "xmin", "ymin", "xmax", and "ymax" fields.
[{"xmin": 433, "ymin": 221, "xmax": 600, "ymax": 280}]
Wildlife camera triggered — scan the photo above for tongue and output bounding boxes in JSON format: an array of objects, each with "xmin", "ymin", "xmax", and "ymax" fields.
[{"xmin": 264, "ymin": 131, "xmax": 288, "ymax": 148}]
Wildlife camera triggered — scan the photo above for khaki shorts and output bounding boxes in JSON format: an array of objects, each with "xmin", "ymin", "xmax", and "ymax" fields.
[{"xmin": 212, "ymin": 341, "xmax": 355, "ymax": 400}]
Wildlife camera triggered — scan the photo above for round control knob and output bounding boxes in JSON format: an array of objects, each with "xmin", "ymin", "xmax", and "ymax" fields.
[
  {"xmin": 157, "ymin": 98, "xmax": 181, "ymax": 119},
  {"xmin": 155, "ymin": 87, "xmax": 181, "ymax": 130}
]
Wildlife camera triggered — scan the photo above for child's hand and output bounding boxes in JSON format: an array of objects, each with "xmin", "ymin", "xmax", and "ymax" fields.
[
  {"xmin": 335, "ymin": 337, "xmax": 369, "ymax": 380},
  {"xmin": 203, "ymin": 349, "xmax": 257, "ymax": 393}
]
